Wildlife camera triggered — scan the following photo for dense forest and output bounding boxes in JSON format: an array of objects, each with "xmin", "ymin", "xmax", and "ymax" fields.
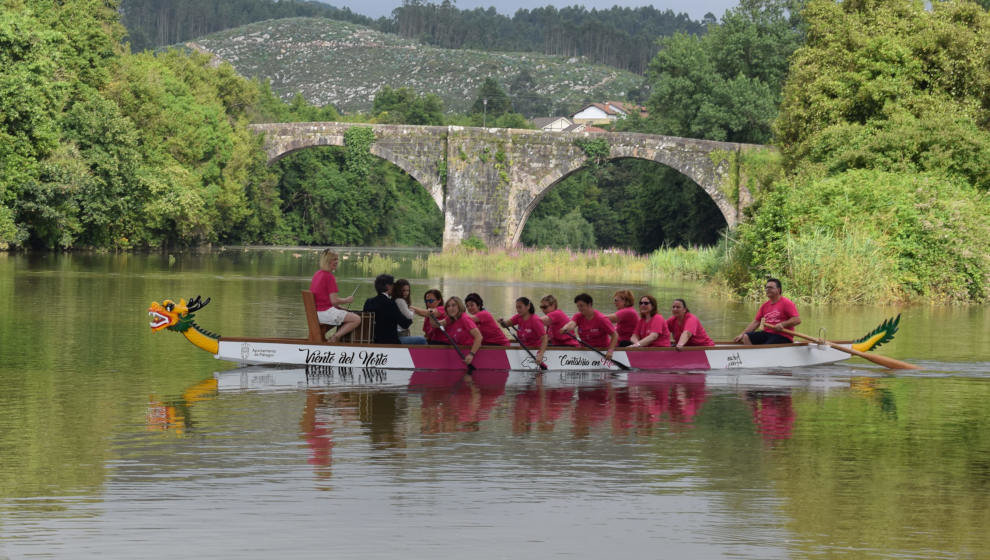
[
  {"xmin": 388, "ymin": 2, "xmax": 705, "ymax": 74},
  {"xmin": 118, "ymin": 0, "xmax": 703, "ymax": 74}
]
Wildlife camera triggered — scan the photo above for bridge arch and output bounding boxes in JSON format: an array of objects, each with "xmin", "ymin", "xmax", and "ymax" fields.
[
  {"xmin": 511, "ymin": 155, "xmax": 732, "ymax": 247},
  {"xmin": 250, "ymin": 123, "xmax": 447, "ymax": 212}
]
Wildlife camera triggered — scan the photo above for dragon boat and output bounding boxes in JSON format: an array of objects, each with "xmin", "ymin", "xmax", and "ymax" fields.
[{"xmin": 148, "ymin": 292, "xmax": 901, "ymax": 372}]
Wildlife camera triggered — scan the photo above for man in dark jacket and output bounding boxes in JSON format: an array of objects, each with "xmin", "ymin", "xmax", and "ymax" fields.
[{"xmin": 363, "ymin": 274, "xmax": 412, "ymax": 344}]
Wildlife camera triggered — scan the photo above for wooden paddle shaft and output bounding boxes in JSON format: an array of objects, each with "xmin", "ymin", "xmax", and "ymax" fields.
[{"xmin": 777, "ymin": 327, "xmax": 920, "ymax": 370}]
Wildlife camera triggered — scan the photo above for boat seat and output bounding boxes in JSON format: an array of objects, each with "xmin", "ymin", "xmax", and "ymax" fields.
[
  {"xmin": 301, "ymin": 290, "xmax": 375, "ymax": 344},
  {"xmin": 301, "ymin": 290, "xmax": 325, "ymax": 343}
]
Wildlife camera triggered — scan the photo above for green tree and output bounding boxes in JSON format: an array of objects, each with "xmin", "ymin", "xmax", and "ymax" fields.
[
  {"xmin": 372, "ymin": 86, "xmax": 444, "ymax": 125},
  {"xmin": 471, "ymin": 77, "xmax": 512, "ymax": 119},
  {"xmin": 641, "ymin": 0, "xmax": 804, "ymax": 143},
  {"xmin": 774, "ymin": 0, "xmax": 990, "ymax": 190}
]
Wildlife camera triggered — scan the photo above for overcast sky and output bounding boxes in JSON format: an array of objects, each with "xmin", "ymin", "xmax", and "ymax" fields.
[{"xmin": 323, "ymin": 0, "xmax": 741, "ymax": 22}]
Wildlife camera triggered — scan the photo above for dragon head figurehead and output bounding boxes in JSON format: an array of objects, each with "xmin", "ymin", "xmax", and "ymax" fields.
[{"xmin": 148, "ymin": 295, "xmax": 211, "ymax": 333}]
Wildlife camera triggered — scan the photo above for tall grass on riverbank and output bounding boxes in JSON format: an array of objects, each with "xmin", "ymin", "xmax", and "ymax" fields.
[{"xmin": 415, "ymin": 246, "xmax": 720, "ymax": 284}]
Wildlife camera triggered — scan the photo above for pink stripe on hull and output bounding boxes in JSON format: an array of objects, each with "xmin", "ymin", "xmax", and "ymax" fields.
[
  {"xmin": 625, "ymin": 350, "xmax": 711, "ymax": 370},
  {"xmin": 408, "ymin": 347, "xmax": 511, "ymax": 370}
]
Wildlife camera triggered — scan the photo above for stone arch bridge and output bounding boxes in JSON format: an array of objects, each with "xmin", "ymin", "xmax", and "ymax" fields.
[{"xmin": 249, "ymin": 122, "xmax": 767, "ymax": 249}]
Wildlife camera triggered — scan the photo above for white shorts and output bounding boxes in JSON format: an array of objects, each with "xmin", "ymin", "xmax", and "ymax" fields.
[{"xmin": 317, "ymin": 307, "xmax": 348, "ymax": 326}]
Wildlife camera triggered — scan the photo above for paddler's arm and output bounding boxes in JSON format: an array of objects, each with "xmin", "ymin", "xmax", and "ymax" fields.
[
  {"xmin": 409, "ymin": 305, "xmax": 430, "ymax": 318},
  {"xmin": 605, "ymin": 331, "xmax": 618, "ymax": 360},
  {"xmin": 632, "ymin": 331, "xmax": 659, "ymax": 348},
  {"xmin": 560, "ymin": 320, "xmax": 577, "ymax": 334},
  {"xmin": 733, "ymin": 318, "xmax": 761, "ymax": 343},
  {"xmin": 536, "ymin": 333, "xmax": 548, "ymax": 363},
  {"xmin": 329, "ymin": 292, "xmax": 353, "ymax": 307},
  {"xmin": 465, "ymin": 328, "xmax": 483, "ymax": 365},
  {"xmin": 675, "ymin": 330, "xmax": 692, "ymax": 350},
  {"xmin": 767, "ymin": 315, "xmax": 801, "ymax": 331}
]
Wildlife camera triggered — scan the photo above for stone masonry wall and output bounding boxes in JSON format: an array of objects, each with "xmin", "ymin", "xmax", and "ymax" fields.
[{"xmin": 250, "ymin": 123, "xmax": 765, "ymax": 249}]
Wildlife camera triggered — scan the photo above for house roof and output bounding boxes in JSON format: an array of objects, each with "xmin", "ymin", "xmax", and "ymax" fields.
[{"xmin": 532, "ymin": 116, "xmax": 572, "ymax": 129}]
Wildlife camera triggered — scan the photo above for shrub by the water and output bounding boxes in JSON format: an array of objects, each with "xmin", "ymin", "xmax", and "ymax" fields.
[{"xmin": 722, "ymin": 170, "xmax": 989, "ymax": 303}]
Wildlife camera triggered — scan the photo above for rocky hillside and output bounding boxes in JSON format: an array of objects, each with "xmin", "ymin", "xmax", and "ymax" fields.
[{"xmin": 188, "ymin": 18, "xmax": 644, "ymax": 114}]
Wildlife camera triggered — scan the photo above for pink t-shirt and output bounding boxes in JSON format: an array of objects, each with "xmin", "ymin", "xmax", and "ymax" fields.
[
  {"xmin": 571, "ymin": 310, "xmax": 616, "ymax": 348},
  {"xmin": 667, "ymin": 313, "xmax": 714, "ymax": 347},
  {"xmin": 310, "ymin": 269, "xmax": 338, "ymax": 311},
  {"xmin": 755, "ymin": 297, "xmax": 800, "ymax": 341},
  {"xmin": 545, "ymin": 309, "xmax": 581, "ymax": 347},
  {"xmin": 635, "ymin": 314, "xmax": 671, "ymax": 347},
  {"xmin": 613, "ymin": 306, "xmax": 639, "ymax": 341},
  {"xmin": 423, "ymin": 309, "xmax": 447, "ymax": 342},
  {"xmin": 444, "ymin": 313, "xmax": 479, "ymax": 346},
  {"xmin": 510, "ymin": 313, "xmax": 546, "ymax": 347},
  {"xmin": 472, "ymin": 310, "xmax": 510, "ymax": 346}
]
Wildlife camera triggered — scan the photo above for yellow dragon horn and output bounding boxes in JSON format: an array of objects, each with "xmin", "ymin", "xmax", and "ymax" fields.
[{"xmin": 851, "ymin": 314, "xmax": 901, "ymax": 353}]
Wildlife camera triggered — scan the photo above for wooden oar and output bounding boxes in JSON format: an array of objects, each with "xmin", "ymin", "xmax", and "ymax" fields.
[
  {"xmin": 566, "ymin": 333, "xmax": 630, "ymax": 371},
  {"xmin": 774, "ymin": 326, "xmax": 920, "ymax": 370},
  {"xmin": 506, "ymin": 326, "xmax": 547, "ymax": 371},
  {"xmin": 429, "ymin": 314, "xmax": 475, "ymax": 373}
]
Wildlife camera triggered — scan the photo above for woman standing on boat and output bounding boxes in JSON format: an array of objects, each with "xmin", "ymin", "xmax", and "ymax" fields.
[
  {"xmin": 539, "ymin": 295, "xmax": 581, "ymax": 348},
  {"xmin": 410, "ymin": 289, "xmax": 448, "ymax": 344},
  {"xmin": 310, "ymin": 249, "xmax": 361, "ymax": 343},
  {"xmin": 668, "ymin": 299, "xmax": 714, "ymax": 350},
  {"xmin": 629, "ymin": 295, "xmax": 671, "ymax": 347},
  {"xmin": 499, "ymin": 297, "xmax": 549, "ymax": 364},
  {"xmin": 605, "ymin": 290, "xmax": 639, "ymax": 347},
  {"xmin": 437, "ymin": 296, "xmax": 483, "ymax": 366},
  {"xmin": 464, "ymin": 293, "xmax": 511, "ymax": 346}
]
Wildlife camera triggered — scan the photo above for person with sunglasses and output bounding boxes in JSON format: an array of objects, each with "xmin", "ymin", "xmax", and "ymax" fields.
[
  {"xmin": 667, "ymin": 298, "xmax": 714, "ymax": 350},
  {"xmin": 733, "ymin": 278, "xmax": 800, "ymax": 345},
  {"xmin": 628, "ymin": 294, "xmax": 671, "ymax": 347},
  {"xmin": 410, "ymin": 289, "xmax": 448, "ymax": 344},
  {"xmin": 538, "ymin": 294, "xmax": 581, "ymax": 348},
  {"xmin": 604, "ymin": 289, "xmax": 639, "ymax": 347}
]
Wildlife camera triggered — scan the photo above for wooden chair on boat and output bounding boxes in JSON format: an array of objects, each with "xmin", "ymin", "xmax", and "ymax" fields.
[{"xmin": 301, "ymin": 290, "xmax": 375, "ymax": 344}]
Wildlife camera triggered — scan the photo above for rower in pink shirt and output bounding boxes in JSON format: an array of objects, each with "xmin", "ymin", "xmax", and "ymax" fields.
[
  {"xmin": 629, "ymin": 294, "xmax": 671, "ymax": 347},
  {"xmin": 499, "ymin": 296, "xmax": 550, "ymax": 365},
  {"xmin": 539, "ymin": 294, "xmax": 581, "ymax": 348},
  {"xmin": 560, "ymin": 293, "xmax": 619, "ymax": 361},
  {"xmin": 667, "ymin": 298, "xmax": 714, "ymax": 349},
  {"xmin": 604, "ymin": 289, "xmax": 639, "ymax": 346},
  {"xmin": 464, "ymin": 293, "xmax": 510, "ymax": 346},
  {"xmin": 733, "ymin": 278, "xmax": 800, "ymax": 345}
]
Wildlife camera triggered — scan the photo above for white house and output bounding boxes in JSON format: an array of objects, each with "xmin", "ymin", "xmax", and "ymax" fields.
[{"xmin": 571, "ymin": 101, "xmax": 647, "ymax": 125}]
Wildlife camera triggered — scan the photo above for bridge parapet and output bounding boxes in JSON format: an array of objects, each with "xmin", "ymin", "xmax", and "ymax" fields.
[{"xmin": 248, "ymin": 122, "xmax": 769, "ymax": 249}]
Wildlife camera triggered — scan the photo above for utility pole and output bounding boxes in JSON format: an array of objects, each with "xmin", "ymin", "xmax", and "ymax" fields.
[{"xmin": 483, "ymin": 98, "xmax": 488, "ymax": 127}]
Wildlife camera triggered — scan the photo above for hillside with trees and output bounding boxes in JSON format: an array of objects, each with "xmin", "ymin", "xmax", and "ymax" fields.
[
  {"xmin": 188, "ymin": 18, "xmax": 643, "ymax": 115},
  {"xmin": 119, "ymin": 0, "xmax": 703, "ymax": 74}
]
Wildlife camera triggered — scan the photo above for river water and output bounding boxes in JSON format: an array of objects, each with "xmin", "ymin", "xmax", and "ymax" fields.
[{"xmin": 1, "ymin": 248, "xmax": 988, "ymax": 559}]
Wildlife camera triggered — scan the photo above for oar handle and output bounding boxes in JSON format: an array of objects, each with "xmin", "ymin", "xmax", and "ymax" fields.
[{"xmin": 776, "ymin": 327, "xmax": 920, "ymax": 370}]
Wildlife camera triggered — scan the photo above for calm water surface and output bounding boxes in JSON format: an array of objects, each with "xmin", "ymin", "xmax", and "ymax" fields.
[{"xmin": 1, "ymin": 248, "xmax": 988, "ymax": 559}]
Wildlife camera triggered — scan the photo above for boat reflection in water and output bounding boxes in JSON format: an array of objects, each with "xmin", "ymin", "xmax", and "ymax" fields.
[{"xmin": 146, "ymin": 366, "xmax": 856, "ymax": 478}]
